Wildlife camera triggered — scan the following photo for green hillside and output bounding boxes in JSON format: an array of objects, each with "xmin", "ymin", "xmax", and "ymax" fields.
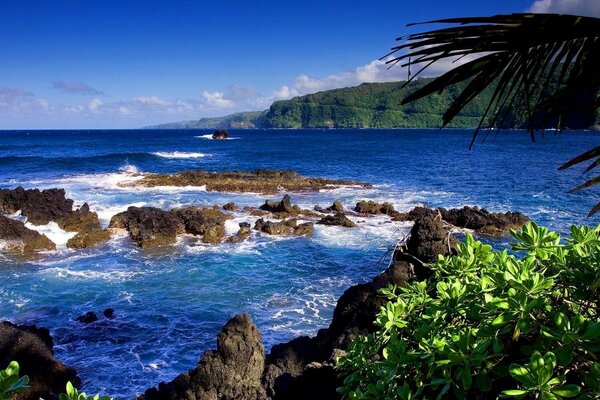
[
  {"xmin": 145, "ymin": 78, "xmax": 597, "ymax": 130},
  {"xmin": 261, "ymin": 79, "xmax": 493, "ymax": 128},
  {"xmin": 145, "ymin": 111, "xmax": 266, "ymax": 129}
]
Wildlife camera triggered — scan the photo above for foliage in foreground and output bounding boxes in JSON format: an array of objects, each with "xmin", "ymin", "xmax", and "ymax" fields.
[
  {"xmin": 0, "ymin": 362, "xmax": 28, "ymax": 400},
  {"xmin": 338, "ymin": 222, "xmax": 600, "ymax": 399},
  {"xmin": 0, "ymin": 361, "xmax": 110, "ymax": 400}
]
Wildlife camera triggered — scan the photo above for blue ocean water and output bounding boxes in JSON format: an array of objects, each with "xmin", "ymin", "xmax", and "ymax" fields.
[{"xmin": 0, "ymin": 128, "xmax": 598, "ymax": 398}]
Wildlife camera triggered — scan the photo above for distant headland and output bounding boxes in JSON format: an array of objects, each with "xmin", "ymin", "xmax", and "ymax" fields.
[{"xmin": 144, "ymin": 79, "xmax": 599, "ymax": 130}]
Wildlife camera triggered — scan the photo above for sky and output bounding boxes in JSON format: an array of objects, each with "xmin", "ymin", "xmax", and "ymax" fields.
[{"xmin": 1, "ymin": 0, "xmax": 599, "ymax": 129}]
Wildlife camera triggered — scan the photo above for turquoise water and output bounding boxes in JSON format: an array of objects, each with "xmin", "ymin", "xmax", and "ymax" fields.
[{"xmin": 0, "ymin": 129, "xmax": 598, "ymax": 398}]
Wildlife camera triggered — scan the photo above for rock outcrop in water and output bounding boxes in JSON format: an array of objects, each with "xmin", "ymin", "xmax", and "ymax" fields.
[
  {"xmin": 212, "ymin": 129, "xmax": 229, "ymax": 140},
  {"xmin": 317, "ymin": 213, "xmax": 357, "ymax": 228},
  {"xmin": 141, "ymin": 216, "xmax": 457, "ymax": 400},
  {"xmin": 0, "ymin": 214, "xmax": 56, "ymax": 254},
  {"xmin": 126, "ymin": 169, "xmax": 371, "ymax": 195},
  {"xmin": 109, "ymin": 206, "xmax": 186, "ymax": 248},
  {"xmin": 0, "ymin": 321, "xmax": 79, "ymax": 400},
  {"xmin": 393, "ymin": 205, "xmax": 529, "ymax": 236},
  {"xmin": 175, "ymin": 206, "xmax": 231, "ymax": 244},
  {"xmin": 0, "ymin": 187, "xmax": 111, "ymax": 250},
  {"xmin": 355, "ymin": 200, "xmax": 397, "ymax": 216},
  {"xmin": 142, "ymin": 314, "xmax": 267, "ymax": 400},
  {"xmin": 0, "ymin": 187, "xmax": 101, "ymax": 230}
]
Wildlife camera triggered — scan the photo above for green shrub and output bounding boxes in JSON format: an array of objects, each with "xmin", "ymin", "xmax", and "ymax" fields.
[
  {"xmin": 0, "ymin": 362, "xmax": 28, "ymax": 400},
  {"xmin": 58, "ymin": 381, "xmax": 111, "ymax": 400},
  {"xmin": 337, "ymin": 222, "xmax": 600, "ymax": 399}
]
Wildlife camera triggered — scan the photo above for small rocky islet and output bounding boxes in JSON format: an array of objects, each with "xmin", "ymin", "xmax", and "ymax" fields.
[{"xmin": 0, "ymin": 169, "xmax": 530, "ymax": 399}]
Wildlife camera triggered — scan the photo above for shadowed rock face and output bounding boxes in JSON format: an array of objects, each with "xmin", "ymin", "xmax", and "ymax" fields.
[
  {"xmin": 0, "ymin": 322, "xmax": 79, "ymax": 400},
  {"xmin": 260, "ymin": 195, "xmax": 293, "ymax": 214},
  {"xmin": 0, "ymin": 214, "xmax": 56, "ymax": 254},
  {"xmin": 0, "ymin": 188, "xmax": 101, "ymax": 232},
  {"xmin": 439, "ymin": 206, "xmax": 528, "ymax": 236},
  {"xmin": 141, "ymin": 314, "xmax": 267, "ymax": 400},
  {"xmin": 317, "ymin": 213, "xmax": 357, "ymax": 228},
  {"xmin": 212, "ymin": 129, "xmax": 229, "ymax": 139},
  {"xmin": 407, "ymin": 215, "xmax": 458, "ymax": 264},
  {"xmin": 109, "ymin": 206, "xmax": 186, "ymax": 248},
  {"xmin": 355, "ymin": 200, "xmax": 396, "ymax": 216},
  {"xmin": 127, "ymin": 169, "xmax": 371, "ymax": 195}
]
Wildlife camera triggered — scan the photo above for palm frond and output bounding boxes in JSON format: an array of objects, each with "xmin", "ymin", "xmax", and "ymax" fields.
[{"xmin": 390, "ymin": 13, "xmax": 600, "ymax": 215}]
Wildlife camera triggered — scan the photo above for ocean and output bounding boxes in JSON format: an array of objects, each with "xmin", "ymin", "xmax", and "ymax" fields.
[{"xmin": 0, "ymin": 128, "xmax": 598, "ymax": 398}]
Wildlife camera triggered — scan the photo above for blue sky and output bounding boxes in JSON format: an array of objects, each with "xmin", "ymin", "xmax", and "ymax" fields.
[{"xmin": 1, "ymin": 0, "xmax": 599, "ymax": 129}]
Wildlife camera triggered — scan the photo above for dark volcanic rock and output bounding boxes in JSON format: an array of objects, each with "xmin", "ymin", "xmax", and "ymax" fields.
[
  {"xmin": 212, "ymin": 129, "xmax": 229, "ymax": 139},
  {"xmin": 327, "ymin": 201, "xmax": 344, "ymax": 213},
  {"xmin": 317, "ymin": 213, "xmax": 357, "ymax": 228},
  {"xmin": 0, "ymin": 187, "xmax": 74, "ymax": 225},
  {"xmin": 76, "ymin": 311, "xmax": 99, "ymax": 324},
  {"xmin": 293, "ymin": 222, "xmax": 314, "ymax": 236},
  {"xmin": 406, "ymin": 216, "xmax": 458, "ymax": 263},
  {"xmin": 392, "ymin": 206, "xmax": 437, "ymax": 222},
  {"xmin": 0, "ymin": 321, "xmax": 79, "ymax": 400},
  {"xmin": 226, "ymin": 222, "xmax": 252, "ymax": 243},
  {"xmin": 66, "ymin": 229, "xmax": 111, "ymax": 249},
  {"xmin": 355, "ymin": 200, "xmax": 396, "ymax": 216},
  {"xmin": 0, "ymin": 214, "xmax": 56, "ymax": 254},
  {"xmin": 109, "ymin": 206, "xmax": 186, "ymax": 248},
  {"xmin": 58, "ymin": 203, "xmax": 102, "ymax": 232},
  {"xmin": 222, "ymin": 202, "xmax": 237, "ymax": 211},
  {"xmin": 439, "ymin": 206, "xmax": 528, "ymax": 236},
  {"xmin": 260, "ymin": 195, "xmax": 294, "ymax": 214},
  {"xmin": 103, "ymin": 308, "xmax": 115, "ymax": 319},
  {"xmin": 142, "ymin": 314, "xmax": 266, "ymax": 400},
  {"xmin": 254, "ymin": 219, "xmax": 294, "ymax": 235},
  {"xmin": 175, "ymin": 206, "xmax": 230, "ymax": 244}
]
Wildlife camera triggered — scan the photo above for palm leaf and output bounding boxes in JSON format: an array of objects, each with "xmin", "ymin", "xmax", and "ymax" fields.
[{"xmin": 390, "ymin": 13, "xmax": 600, "ymax": 215}]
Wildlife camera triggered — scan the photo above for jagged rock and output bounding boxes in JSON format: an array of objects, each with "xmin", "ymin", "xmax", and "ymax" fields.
[
  {"xmin": 226, "ymin": 222, "xmax": 252, "ymax": 243},
  {"xmin": 317, "ymin": 213, "xmax": 357, "ymax": 228},
  {"xmin": 294, "ymin": 222, "xmax": 314, "ymax": 236},
  {"xmin": 109, "ymin": 207, "xmax": 186, "ymax": 248},
  {"xmin": 260, "ymin": 195, "xmax": 293, "ymax": 214},
  {"xmin": 58, "ymin": 203, "xmax": 102, "ymax": 232},
  {"xmin": 0, "ymin": 214, "xmax": 56, "ymax": 254},
  {"xmin": 66, "ymin": 229, "xmax": 111, "ymax": 249},
  {"xmin": 0, "ymin": 187, "xmax": 74, "ymax": 225},
  {"xmin": 355, "ymin": 200, "xmax": 396, "ymax": 216},
  {"xmin": 175, "ymin": 207, "xmax": 230, "ymax": 235},
  {"xmin": 406, "ymin": 216, "xmax": 458, "ymax": 263},
  {"xmin": 142, "ymin": 314, "xmax": 267, "ymax": 400},
  {"xmin": 327, "ymin": 201, "xmax": 344, "ymax": 213},
  {"xmin": 0, "ymin": 321, "xmax": 79, "ymax": 400},
  {"xmin": 439, "ymin": 206, "xmax": 528, "ymax": 236},
  {"xmin": 76, "ymin": 311, "xmax": 98, "ymax": 324},
  {"xmin": 223, "ymin": 202, "xmax": 237, "ymax": 211},
  {"xmin": 392, "ymin": 206, "xmax": 437, "ymax": 222},
  {"xmin": 212, "ymin": 129, "xmax": 229, "ymax": 139},
  {"xmin": 255, "ymin": 219, "xmax": 294, "ymax": 235},
  {"xmin": 203, "ymin": 225, "xmax": 226, "ymax": 244}
]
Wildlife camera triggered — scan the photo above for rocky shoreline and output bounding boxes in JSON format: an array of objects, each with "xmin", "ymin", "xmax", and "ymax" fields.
[
  {"xmin": 0, "ymin": 184, "xmax": 528, "ymax": 256},
  {"xmin": 1, "ymin": 213, "xmax": 466, "ymax": 400},
  {"xmin": 122, "ymin": 169, "xmax": 372, "ymax": 194},
  {"xmin": 0, "ymin": 172, "xmax": 530, "ymax": 399}
]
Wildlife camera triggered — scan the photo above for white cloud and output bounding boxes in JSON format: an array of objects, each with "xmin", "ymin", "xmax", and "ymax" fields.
[
  {"xmin": 228, "ymin": 84, "xmax": 257, "ymax": 99},
  {"xmin": 201, "ymin": 91, "xmax": 235, "ymax": 109},
  {"xmin": 529, "ymin": 0, "xmax": 600, "ymax": 16},
  {"xmin": 88, "ymin": 98, "xmax": 103, "ymax": 112},
  {"xmin": 134, "ymin": 96, "xmax": 170, "ymax": 106},
  {"xmin": 270, "ymin": 55, "xmax": 476, "ymax": 101}
]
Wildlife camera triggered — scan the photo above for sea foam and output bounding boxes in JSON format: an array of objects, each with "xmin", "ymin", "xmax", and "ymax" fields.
[{"xmin": 151, "ymin": 152, "xmax": 207, "ymax": 159}]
